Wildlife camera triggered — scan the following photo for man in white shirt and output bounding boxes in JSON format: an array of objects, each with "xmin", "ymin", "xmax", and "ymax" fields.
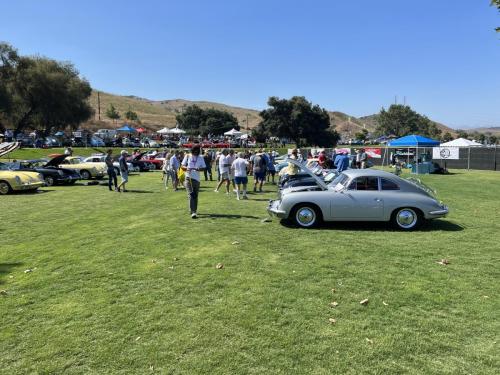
[
  {"xmin": 226, "ymin": 149, "xmax": 237, "ymax": 192},
  {"xmin": 181, "ymin": 145, "xmax": 206, "ymax": 218},
  {"xmin": 231, "ymin": 152, "xmax": 250, "ymax": 200},
  {"xmin": 214, "ymin": 149, "xmax": 231, "ymax": 194}
]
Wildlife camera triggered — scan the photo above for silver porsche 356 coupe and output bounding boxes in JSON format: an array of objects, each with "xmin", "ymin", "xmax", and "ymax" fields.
[{"xmin": 268, "ymin": 159, "xmax": 448, "ymax": 230}]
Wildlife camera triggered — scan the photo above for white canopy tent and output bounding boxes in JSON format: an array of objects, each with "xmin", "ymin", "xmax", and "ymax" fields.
[
  {"xmin": 224, "ymin": 128, "xmax": 242, "ymax": 137},
  {"xmin": 440, "ymin": 138, "xmax": 482, "ymax": 147},
  {"xmin": 156, "ymin": 127, "xmax": 170, "ymax": 134},
  {"xmin": 168, "ymin": 127, "xmax": 186, "ymax": 134}
]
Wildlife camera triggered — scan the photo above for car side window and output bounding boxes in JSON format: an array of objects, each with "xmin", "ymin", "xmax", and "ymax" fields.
[
  {"xmin": 348, "ymin": 177, "xmax": 379, "ymax": 191},
  {"xmin": 381, "ymin": 178, "xmax": 400, "ymax": 190}
]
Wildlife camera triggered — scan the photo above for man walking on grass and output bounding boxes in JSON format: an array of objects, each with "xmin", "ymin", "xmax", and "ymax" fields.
[
  {"xmin": 105, "ymin": 149, "xmax": 118, "ymax": 191},
  {"xmin": 181, "ymin": 145, "xmax": 206, "ymax": 219},
  {"xmin": 117, "ymin": 150, "xmax": 129, "ymax": 192},
  {"xmin": 231, "ymin": 152, "xmax": 249, "ymax": 200},
  {"xmin": 214, "ymin": 149, "xmax": 231, "ymax": 194},
  {"xmin": 251, "ymin": 149, "xmax": 267, "ymax": 192}
]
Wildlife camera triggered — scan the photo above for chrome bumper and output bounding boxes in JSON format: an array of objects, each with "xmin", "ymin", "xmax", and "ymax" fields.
[
  {"xmin": 267, "ymin": 200, "xmax": 287, "ymax": 218},
  {"xmin": 429, "ymin": 205, "xmax": 449, "ymax": 217}
]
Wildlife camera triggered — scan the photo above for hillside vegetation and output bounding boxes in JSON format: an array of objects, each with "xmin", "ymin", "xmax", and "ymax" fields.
[{"xmin": 85, "ymin": 91, "xmax": 456, "ymax": 136}]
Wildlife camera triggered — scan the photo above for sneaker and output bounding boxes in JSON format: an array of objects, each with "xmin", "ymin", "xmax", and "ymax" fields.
[
  {"xmin": 233, "ymin": 189, "xmax": 238, "ymax": 193},
  {"xmin": 191, "ymin": 213, "xmax": 197, "ymax": 219},
  {"xmin": 236, "ymin": 196, "xmax": 240, "ymax": 201},
  {"xmin": 225, "ymin": 192, "xmax": 230, "ymax": 195},
  {"xmin": 214, "ymin": 189, "xmax": 219, "ymax": 193}
]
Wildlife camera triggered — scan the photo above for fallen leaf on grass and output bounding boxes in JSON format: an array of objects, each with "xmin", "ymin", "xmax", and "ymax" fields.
[
  {"xmin": 437, "ymin": 259, "xmax": 450, "ymax": 265},
  {"xmin": 24, "ymin": 269, "xmax": 32, "ymax": 273},
  {"xmin": 151, "ymin": 259, "xmax": 157, "ymax": 264},
  {"xmin": 328, "ymin": 318, "xmax": 337, "ymax": 324},
  {"xmin": 360, "ymin": 299, "xmax": 369, "ymax": 306},
  {"xmin": 330, "ymin": 301, "xmax": 339, "ymax": 308},
  {"xmin": 173, "ymin": 257, "xmax": 179, "ymax": 261},
  {"xmin": 215, "ymin": 263, "xmax": 224, "ymax": 269},
  {"xmin": 382, "ymin": 301, "xmax": 388, "ymax": 306},
  {"xmin": 149, "ymin": 365, "xmax": 154, "ymax": 371},
  {"xmin": 231, "ymin": 241, "xmax": 240, "ymax": 245},
  {"xmin": 0, "ymin": 290, "xmax": 7, "ymax": 296},
  {"xmin": 169, "ymin": 266, "xmax": 174, "ymax": 270},
  {"xmin": 135, "ymin": 336, "xmax": 141, "ymax": 341},
  {"xmin": 366, "ymin": 338, "xmax": 373, "ymax": 344},
  {"xmin": 331, "ymin": 288, "xmax": 336, "ymax": 293}
]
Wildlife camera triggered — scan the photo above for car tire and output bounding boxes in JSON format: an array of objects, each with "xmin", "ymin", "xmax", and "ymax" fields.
[
  {"xmin": 44, "ymin": 176, "xmax": 55, "ymax": 186},
  {"xmin": 291, "ymin": 204, "xmax": 321, "ymax": 228},
  {"xmin": 391, "ymin": 207, "xmax": 422, "ymax": 231},
  {"xmin": 80, "ymin": 170, "xmax": 91, "ymax": 180},
  {"xmin": 0, "ymin": 181, "xmax": 12, "ymax": 195}
]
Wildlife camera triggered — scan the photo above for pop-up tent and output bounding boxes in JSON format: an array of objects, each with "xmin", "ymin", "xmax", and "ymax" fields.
[
  {"xmin": 167, "ymin": 127, "xmax": 186, "ymax": 134},
  {"xmin": 156, "ymin": 127, "xmax": 170, "ymax": 134},
  {"xmin": 116, "ymin": 124, "xmax": 136, "ymax": 132},
  {"xmin": 224, "ymin": 128, "xmax": 242, "ymax": 137},
  {"xmin": 388, "ymin": 135, "xmax": 440, "ymax": 147},
  {"xmin": 441, "ymin": 138, "xmax": 482, "ymax": 147}
]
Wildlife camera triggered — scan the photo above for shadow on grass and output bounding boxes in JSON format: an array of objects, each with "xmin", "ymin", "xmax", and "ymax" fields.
[
  {"xmin": 279, "ymin": 219, "xmax": 464, "ymax": 232},
  {"xmin": 197, "ymin": 213, "xmax": 260, "ymax": 220},
  {"xmin": 122, "ymin": 190, "xmax": 155, "ymax": 194},
  {"xmin": 0, "ymin": 262, "xmax": 23, "ymax": 284}
]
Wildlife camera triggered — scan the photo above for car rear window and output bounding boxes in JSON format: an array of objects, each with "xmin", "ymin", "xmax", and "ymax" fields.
[
  {"xmin": 381, "ymin": 178, "xmax": 400, "ymax": 190},
  {"xmin": 348, "ymin": 176, "xmax": 379, "ymax": 191}
]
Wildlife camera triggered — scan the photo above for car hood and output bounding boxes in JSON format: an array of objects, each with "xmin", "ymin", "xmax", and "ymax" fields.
[
  {"xmin": 286, "ymin": 158, "xmax": 328, "ymax": 190},
  {"xmin": 0, "ymin": 170, "xmax": 43, "ymax": 182},
  {"xmin": 44, "ymin": 154, "xmax": 68, "ymax": 167}
]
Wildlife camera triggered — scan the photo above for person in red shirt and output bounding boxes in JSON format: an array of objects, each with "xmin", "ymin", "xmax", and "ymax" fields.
[{"xmin": 318, "ymin": 150, "xmax": 327, "ymax": 169}]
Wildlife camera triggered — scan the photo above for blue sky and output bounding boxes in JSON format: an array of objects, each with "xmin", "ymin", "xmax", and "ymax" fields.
[{"xmin": 1, "ymin": 0, "xmax": 499, "ymax": 128}]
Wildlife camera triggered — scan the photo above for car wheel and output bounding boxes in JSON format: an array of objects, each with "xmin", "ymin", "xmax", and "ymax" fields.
[
  {"xmin": 44, "ymin": 176, "xmax": 55, "ymax": 186},
  {"xmin": 0, "ymin": 181, "xmax": 12, "ymax": 195},
  {"xmin": 292, "ymin": 204, "xmax": 321, "ymax": 228},
  {"xmin": 80, "ymin": 170, "xmax": 91, "ymax": 179},
  {"xmin": 391, "ymin": 207, "xmax": 422, "ymax": 231}
]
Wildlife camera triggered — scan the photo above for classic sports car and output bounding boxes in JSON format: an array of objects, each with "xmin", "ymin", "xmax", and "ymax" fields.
[
  {"xmin": 7, "ymin": 156, "xmax": 81, "ymax": 186},
  {"xmin": 0, "ymin": 162, "xmax": 45, "ymax": 194},
  {"xmin": 268, "ymin": 159, "xmax": 448, "ymax": 230},
  {"xmin": 83, "ymin": 155, "xmax": 140, "ymax": 174},
  {"xmin": 127, "ymin": 152, "xmax": 153, "ymax": 172},
  {"xmin": 56, "ymin": 156, "xmax": 107, "ymax": 179}
]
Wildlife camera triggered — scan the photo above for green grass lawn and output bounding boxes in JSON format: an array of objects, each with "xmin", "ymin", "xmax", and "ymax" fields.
[{"xmin": 1, "ymin": 166, "xmax": 499, "ymax": 374}]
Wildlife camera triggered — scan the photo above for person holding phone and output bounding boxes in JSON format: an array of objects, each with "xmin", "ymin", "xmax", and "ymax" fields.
[{"xmin": 181, "ymin": 145, "xmax": 206, "ymax": 219}]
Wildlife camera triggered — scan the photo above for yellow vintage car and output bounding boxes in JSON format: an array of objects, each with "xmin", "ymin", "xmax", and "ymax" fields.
[
  {"xmin": 56, "ymin": 156, "xmax": 107, "ymax": 180},
  {"xmin": 0, "ymin": 162, "xmax": 45, "ymax": 195}
]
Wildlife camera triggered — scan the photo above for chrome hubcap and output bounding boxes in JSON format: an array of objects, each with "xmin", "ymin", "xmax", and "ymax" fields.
[
  {"xmin": 0, "ymin": 182, "xmax": 9, "ymax": 194},
  {"xmin": 296, "ymin": 208, "xmax": 315, "ymax": 226},
  {"xmin": 397, "ymin": 209, "xmax": 417, "ymax": 228},
  {"xmin": 46, "ymin": 177, "xmax": 54, "ymax": 186}
]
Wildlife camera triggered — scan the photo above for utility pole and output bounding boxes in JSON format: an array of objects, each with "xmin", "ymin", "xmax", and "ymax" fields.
[
  {"xmin": 97, "ymin": 91, "xmax": 101, "ymax": 121},
  {"xmin": 246, "ymin": 113, "xmax": 250, "ymax": 131}
]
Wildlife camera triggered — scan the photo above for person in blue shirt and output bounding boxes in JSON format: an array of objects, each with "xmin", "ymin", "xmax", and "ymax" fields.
[{"xmin": 334, "ymin": 152, "xmax": 350, "ymax": 172}]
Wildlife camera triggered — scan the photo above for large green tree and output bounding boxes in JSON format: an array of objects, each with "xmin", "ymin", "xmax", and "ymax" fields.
[
  {"xmin": 0, "ymin": 42, "xmax": 93, "ymax": 134},
  {"xmin": 176, "ymin": 105, "xmax": 239, "ymax": 136},
  {"xmin": 254, "ymin": 96, "xmax": 339, "ymax": 147},
  {"xmin": 375, "ymin": 104, "xmax": 441, "ymax": 139}
]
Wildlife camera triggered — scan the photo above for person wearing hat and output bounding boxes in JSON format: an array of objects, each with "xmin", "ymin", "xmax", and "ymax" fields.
[
  {"xmin": 117, "ymin": 150, "xmax": 129, "ymax": 192},
  {"xmin": 181, "ymin": 145, "xmax": 206, "ymax": 219}
]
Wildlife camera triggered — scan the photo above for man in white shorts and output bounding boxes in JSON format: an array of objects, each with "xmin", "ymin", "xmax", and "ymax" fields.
[{"xmin": 231, "ymin": 152, "xmax": 249, "ymax": 200}]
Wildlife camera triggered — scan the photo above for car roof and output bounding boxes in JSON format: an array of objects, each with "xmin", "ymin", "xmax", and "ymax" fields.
[{"xmin": 342, "ymin": 168, "xmax": 400, "ymax": 179}]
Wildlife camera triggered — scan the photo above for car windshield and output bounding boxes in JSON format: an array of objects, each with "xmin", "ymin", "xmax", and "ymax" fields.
[
  {"xmin": 328, "ymin": 173, "xmax": 350, "ymax": 190},
  {"xmin": 0, "ymin": 162, "xmax": 12, "ymax": 171},
  {"xmin": 69, "ymin": 158, "xmax": 84, "ymax": 164},
  {"xmin": 323, "ymin": 172, "xmax": 338, "ymax": 184}
]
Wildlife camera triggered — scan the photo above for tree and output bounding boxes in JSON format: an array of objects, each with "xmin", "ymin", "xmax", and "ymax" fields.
[
  {"xmin": 477, "ymin": 133, "xmax": 486, "ymax": 144},
  {"xmin": 255, "ymin": 96, "xmax": 340, "ymax": 147},
  {"xmin": 124, "ymin": 107, "xmax": 139, "ymax": 122},
  {"xmin": 375, "ymin": 104, "xmax": 442, "ymax": 139},
  {"xmin": 175, "ymin": 105, "xmax": 239, "ymax": 136},
  {"xmin": 106, "ymin": 104, "xmax": 120, "ymax": 123},
  {"xmin": 354, "ymin": 128, "xmax": 368, "ymax": 141},
  {"xmin": 456, "ymin": 129, "xmax": 469, "ymax": 139},
  {"xmin": 441, "ymin": 132, "xmax": 453, "ymax": 142},
  {"xmin": 489, "ymin": 135, "xmax": 498, "ymax": 144},
  {"xmin": 0, "ymin": 42, "xmax": 93, "ymax": 134},
  {"xmin": 492, "ymin": 0, "xmax": 500, "ymax": 32}
]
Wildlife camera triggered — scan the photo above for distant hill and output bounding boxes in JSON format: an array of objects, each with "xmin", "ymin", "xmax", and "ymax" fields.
[
  {"xmin": 85, "ymin": 91, "xmax": 456, "ymax": 137},
  {"xmin": 465, "ymin": 126, "xmax": 500, "ymax": 135}
]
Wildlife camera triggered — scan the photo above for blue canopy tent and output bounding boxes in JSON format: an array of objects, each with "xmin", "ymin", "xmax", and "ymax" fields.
[
  {"xmin": 387, "ymin": 135, "xmax": 440, "ymax": 147},
  {"xmin": 387, "ymin": 135, "xmax": 440, "ymax": 174},
  {"xmin": 116, "ymin": 124, "xmax": 136, "ymax": 132}
]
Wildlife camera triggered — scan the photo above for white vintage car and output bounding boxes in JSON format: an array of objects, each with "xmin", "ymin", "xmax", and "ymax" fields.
[{"xmin": 268, "ymin": 159, "xmax": 448, "ymax": 230}]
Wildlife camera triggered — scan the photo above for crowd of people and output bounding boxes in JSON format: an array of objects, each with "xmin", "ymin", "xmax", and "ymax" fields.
[{"xmin": 159, "ymin": 147, "xmax": 279, "ymax": 218}]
